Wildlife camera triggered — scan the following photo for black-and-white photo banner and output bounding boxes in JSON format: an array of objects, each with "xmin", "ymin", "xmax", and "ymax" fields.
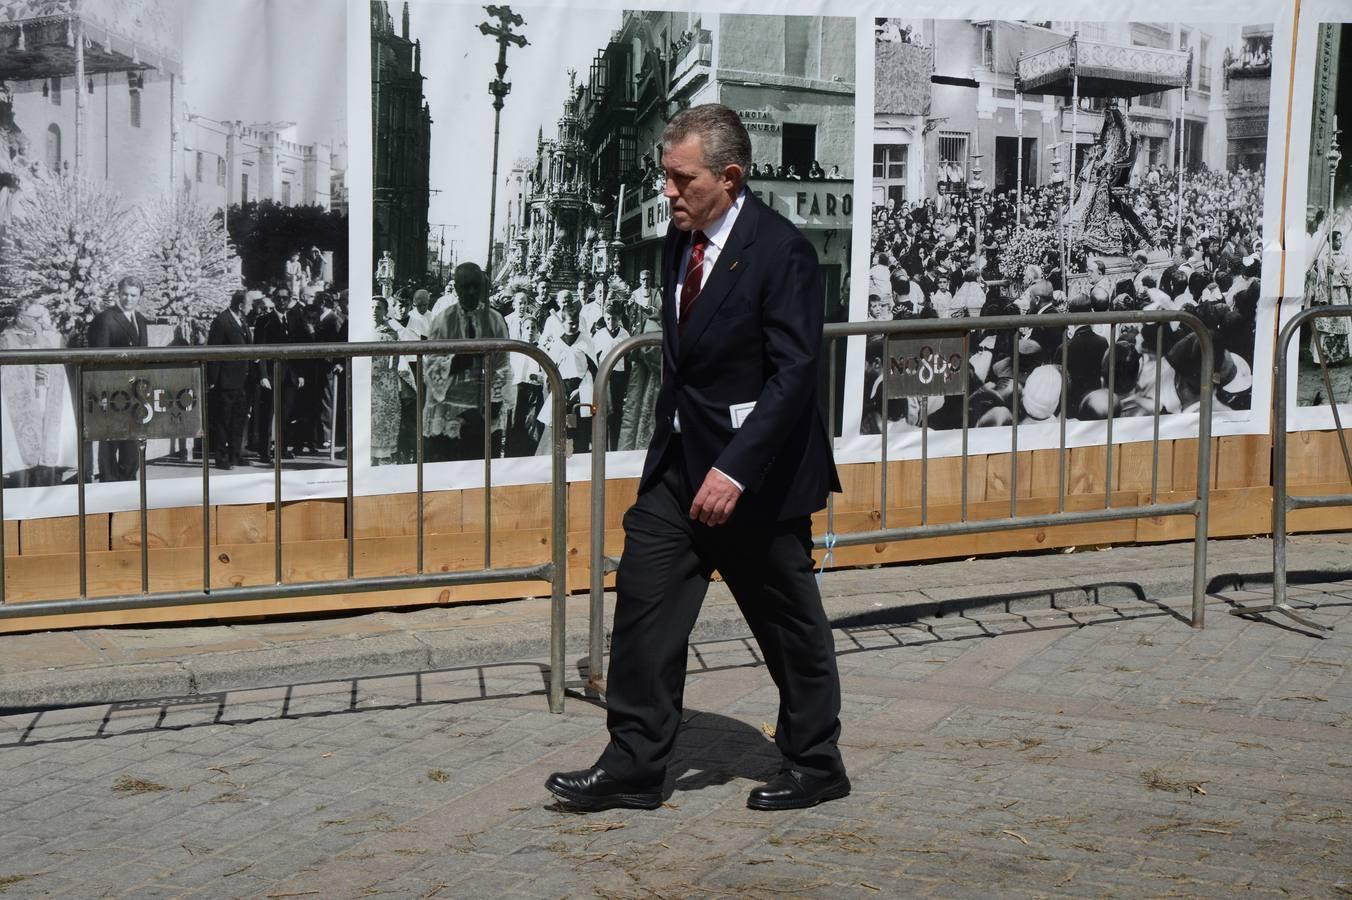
[{"xmin": 0, "ymin": 0, "xmax": 1303, "ymax": 517}]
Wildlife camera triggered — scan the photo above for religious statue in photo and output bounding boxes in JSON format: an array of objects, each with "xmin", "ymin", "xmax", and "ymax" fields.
[{"xmin": 1065, "ymin": 105, "xmax": 1156, "ymax": 256}]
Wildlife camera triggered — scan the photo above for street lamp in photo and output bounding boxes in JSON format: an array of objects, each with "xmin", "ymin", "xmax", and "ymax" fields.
[
  {"xmin": 969, "ymin": 153, "xmax": 986, "ymax": 261},
  {"xmin": 478, "ymin": 5, "xmax": 528, "ymax": 277}
]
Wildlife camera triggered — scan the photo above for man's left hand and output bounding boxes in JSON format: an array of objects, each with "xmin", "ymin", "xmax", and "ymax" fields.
[{"xmin": 690, "ymin": 469, "xmax": 741, "ymax": 527}]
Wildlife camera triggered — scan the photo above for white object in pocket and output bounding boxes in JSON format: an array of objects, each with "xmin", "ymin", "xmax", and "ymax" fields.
[{"xmin": 729, "ymin": 401, "xmax": 756, "ymax": 429}]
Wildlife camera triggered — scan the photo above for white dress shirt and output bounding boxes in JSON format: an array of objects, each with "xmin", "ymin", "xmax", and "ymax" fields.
[{"xmin": 671, "ymin": 188, "xmax": 747, "ymax": 490}]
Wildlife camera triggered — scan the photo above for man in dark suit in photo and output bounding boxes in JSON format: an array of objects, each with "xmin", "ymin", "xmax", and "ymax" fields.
[
  {"xmin": 206, "ymin": 290, "xmax": 255, "ymax": 470},
  {"xmin": 88, "ymin": 274, "xmax": 150, "ymax": 482},
  {"xmin": 547, "ymin": 104, "xmax": 847, "ymax": 813}
]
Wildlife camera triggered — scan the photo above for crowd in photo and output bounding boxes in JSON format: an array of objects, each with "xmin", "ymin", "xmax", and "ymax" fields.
[
  {"xmin": 862, "ymin": 164, "xmax": 1266, "ymax": 433},
  {"xmin": 371, "ymin": 262, "xmax": 663, "ymax": 465}
]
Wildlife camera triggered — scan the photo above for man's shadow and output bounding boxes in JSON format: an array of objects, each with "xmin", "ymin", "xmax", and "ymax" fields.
[{"xmin": 661, "ymin": 708, "xmax": 782, "ymax": 796}]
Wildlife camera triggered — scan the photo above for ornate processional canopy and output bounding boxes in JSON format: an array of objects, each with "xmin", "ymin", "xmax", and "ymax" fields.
[{"xmin": 1016, "ymin": 36, "xmax": 1191, "ymax": 98}]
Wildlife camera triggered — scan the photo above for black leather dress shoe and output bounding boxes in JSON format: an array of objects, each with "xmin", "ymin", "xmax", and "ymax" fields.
[
  {"xmin": 747, "ymin": 769, "xmax": 851, "ymax": 811},
  {"xmin": 545, "ymin": 766, "xmax": 662, "ymax": 812}
]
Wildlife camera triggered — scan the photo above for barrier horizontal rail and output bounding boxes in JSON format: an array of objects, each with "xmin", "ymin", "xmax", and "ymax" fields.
[
  {"xmin": 1231, "ymin": 305, "xmax": 1351, "ymax": 633},
  {"xmin": 0, "ymin": 338, "xmax": 572, "ymax": 713},
  {"xmin": 588, "ymin": 310, "xmax": 1216, "ymax": 693}
]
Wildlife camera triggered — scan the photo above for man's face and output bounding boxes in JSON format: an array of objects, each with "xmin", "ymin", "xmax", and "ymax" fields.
[
  {"xmin": 1334, "ymin": 233, "xmax": 1344, "ymax": 252},
  {"xmin": 453, "ymin": 271, "xmax": 483, "ymax": 311},
  {"xmin": 18, "ymin": 305, "xmax": 48, "ymax": 330},
  {"xmin": 117, "ymin": 283, "xmax": 141, "ymax": 312},
  {"xmin": 276, "ymin": 291, "xmax": 291, "ymax": 308},
  {"xmin": 662, "ymin": 134, "xmax": 738, "ymax": 232}
]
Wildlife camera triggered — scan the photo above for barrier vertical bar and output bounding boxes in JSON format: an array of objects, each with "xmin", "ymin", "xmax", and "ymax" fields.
[
  {"xmin": 960, "ymin": 333, "xmax": 970, "ymax": 522},
  {"xmin": 76, "ymin": 365, "xmax": 87, "ymax": 598},
  {"xmin": 880, "ymin": 335, "xmax": 890, "ymax": 528},
  {"xmin": 346, "ymin": 361, "xmax": 355, "ymax": 580},
  {"xmin": 200, "ymin": 362, "xmax": 210, "ymax": 592},
  {"xmin": 415, "ymin": 353, "xmax": 425, "ymax": 574},
  {"xmin": 273, "ymin": 360, "xmax": 283, "ymax": 585},
  {"xmin": 548, "ymin": 358, "xmax": 568, "ymax": 714},
  {"xmin": 1151, "ymin": 326, "xmax": 1163, "ymax": 504},
  {"xmin": 1011, "ymin": 334, "xmax": 1020, "ymax": 517},
  {"xmin": 588, "ymin": 339, "xmax": 617, "ymax": 698},
  {"xmin": 920, "ymin": 391, "xmax": 929, "ymax": 526},
  {"xmin": 483, "ymin": 356, "xmax": 492, "ymax": 570},
  {"xmin": 827, "ymin": 338, "xmax": 838, "ymax": 536},
  {"xmin": 1273, "ymin": 324, "xmax": 1290, "ymax": 609},
  {"xmin": 1105, "ymin": 323, "xmax": 1117, "ymax": 508},
  {"xmin": 1190, "ymin": 325, "xmax": 1213, "ymax": 629},
  {"xmin": 0, "ymin": 372, "xmax": 5, "ymax": 603},
  {"xmin": 1058, "ymin": 328, "xmax": 1069, "ymax": 513},
  {"xmin": 138, "ymin": 439, "xmax": 149, "ymax": 594}
]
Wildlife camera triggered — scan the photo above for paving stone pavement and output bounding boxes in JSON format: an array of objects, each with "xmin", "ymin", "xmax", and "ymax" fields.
[{"xmin": 0, "ymin": 584, "xmax": 1349, "ymax": 898}]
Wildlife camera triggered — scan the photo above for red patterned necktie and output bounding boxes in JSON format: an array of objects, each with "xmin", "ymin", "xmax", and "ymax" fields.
[{"xmin": 678, "ymin": 230, "xmax": 709, "ymax": 329}]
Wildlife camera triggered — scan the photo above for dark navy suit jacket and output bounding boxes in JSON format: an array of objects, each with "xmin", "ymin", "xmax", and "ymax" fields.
[{"xmin": 641, "ymin": 189, "xmax": 840, "ymax": 522}]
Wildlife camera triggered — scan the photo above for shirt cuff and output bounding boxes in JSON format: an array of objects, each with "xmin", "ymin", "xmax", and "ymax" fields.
[{"xmin": 712, "ymin": 467, "xmax": 744, "ymax": 492}]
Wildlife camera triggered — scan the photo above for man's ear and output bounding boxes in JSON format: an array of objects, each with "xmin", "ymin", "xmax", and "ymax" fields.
[{"xmin": 723, "ymin": 164, "xmax": 743, "ymax": 191}]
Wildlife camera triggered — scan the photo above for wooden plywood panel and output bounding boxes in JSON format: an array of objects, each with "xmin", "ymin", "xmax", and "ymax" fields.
[
  {"xmin": 20, "ymin": 514, "xmax": 110, "ymax": 555},
  {"xmin": 351, "ymin": 491, "xmax": 462, "ymax": 539},
  {"xmin": 1134, "ymin": 486, "xmax": 1271, "ymax": 543},
  {"xmin": 215, "ymin": 503, "xmax": 268, "ymax": 544},
  {"xmin": 983, "ymin": 451, "xmax": 1035, "ymax": 504},
  {"xmin": 882, "ymin": 455, "xmax": 982, "ymax": 512},
  {"xmin": 1118, "ymin": 440, "xmax": 1174, "ymax": 496},
  {"xmin": 835, "ymin": 461, "xmax": 879, "ymax": 513},
  {"xmin": 1216, "ymin": 434, "xmax": 1272, "ymax": 491},
  {"xmin": 1027, "ymin": 448, "xmax": 1066, "ymax": 500},
  {"xmin": 464, "ymin": 483, "xmax": 554, "ymax": 534},
  {"xmin": 3, "ymin": 521, "xmax": 16, "ymax": 558},
  {"xmin": 1284, "ymin": 429, "xmax": 1352, "ymax": 487},
  {"xmin": 110, "ymin": 507, "xmax": 205, "ymax": 550},
  {"xmin": 1068, "ymin": 445, "xmax": 1117, "ymax": 499}
]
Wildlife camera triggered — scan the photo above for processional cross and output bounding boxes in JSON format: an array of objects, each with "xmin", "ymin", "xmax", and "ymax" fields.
[{"xmin": 479, "ymin": 5, "xmax": 529, "ymax": 273}]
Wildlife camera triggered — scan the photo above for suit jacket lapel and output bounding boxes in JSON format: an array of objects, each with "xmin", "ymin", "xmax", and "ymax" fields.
[{"xmin": 677, "ymin": 193, "xmax": 759, "ymax": 362}]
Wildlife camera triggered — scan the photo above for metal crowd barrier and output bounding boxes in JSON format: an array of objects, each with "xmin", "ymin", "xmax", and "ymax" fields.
[
  {"xmin": 0, "ymin": 339, "xmax": 573, "ymax": 713},
  {"xmin": 1230, "ymin": 306, "xmax": 1351, "ymax": 633},
  {"xmin": 588, "ymin": 311, "xmax": 1217, "ymax": 690}
]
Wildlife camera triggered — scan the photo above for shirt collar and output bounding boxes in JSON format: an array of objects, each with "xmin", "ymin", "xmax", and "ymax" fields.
[{"xmin": 699, "ymin": 188, "xmax": 745, "ymax": 251}]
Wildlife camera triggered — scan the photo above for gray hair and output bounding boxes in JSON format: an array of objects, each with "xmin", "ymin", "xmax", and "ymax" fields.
[{"xmin": 662, "ymin": 104, "xmax": 751, "ymax": 186}]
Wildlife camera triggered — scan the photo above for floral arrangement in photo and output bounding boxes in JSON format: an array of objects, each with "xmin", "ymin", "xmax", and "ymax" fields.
[
  {"xmin": 141, "ymin": 193, "xmax": 238, "ymax": 327},
  {"xmin": 998, "ymin": 225, "xmax": 1059, "ymax": 285},
  {"xmin": 0, "ymin": 166, "xmax": 140, "ymax": 345}
]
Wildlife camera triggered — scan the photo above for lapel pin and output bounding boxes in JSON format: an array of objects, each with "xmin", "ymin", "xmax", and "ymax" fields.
[{"xmin": 729, "ymin": 260, "xmax": 739, "ymax": 271}]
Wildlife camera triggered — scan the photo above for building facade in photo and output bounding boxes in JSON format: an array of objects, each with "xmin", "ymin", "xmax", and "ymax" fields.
[
  {"xmin": 0, "ymin": 0, "xmax": 182, "ymax": 212},
  {"xmin": 578, "ymin": 11, "xmax": 854, "ymax": 308},
  {"xmin": 182, "ymin": 116, "xmax": 343, "ymax": 214},
  {"xmin": 372, "ymin": 0, "xmax": 432, "ymax": 291}
]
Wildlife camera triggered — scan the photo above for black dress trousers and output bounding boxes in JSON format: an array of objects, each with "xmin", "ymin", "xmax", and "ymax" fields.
[{"xmin": 598, "ymin": 437, "xmax": 844, "ymax": 785}]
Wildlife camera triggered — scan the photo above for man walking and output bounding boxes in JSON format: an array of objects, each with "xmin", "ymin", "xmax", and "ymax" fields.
[
  {"xmin": 546, "ymin": 104, "xmax": 846, "ymax": 812},
  {"xmin": 88, "ymin": 275, "xmax": 149, "ymax": 482}
]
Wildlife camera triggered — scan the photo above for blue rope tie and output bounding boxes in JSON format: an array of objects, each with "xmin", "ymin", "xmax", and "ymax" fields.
[{"xmin": 816, "ymin": 532, "xmax": 837, "ymax": 586}]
